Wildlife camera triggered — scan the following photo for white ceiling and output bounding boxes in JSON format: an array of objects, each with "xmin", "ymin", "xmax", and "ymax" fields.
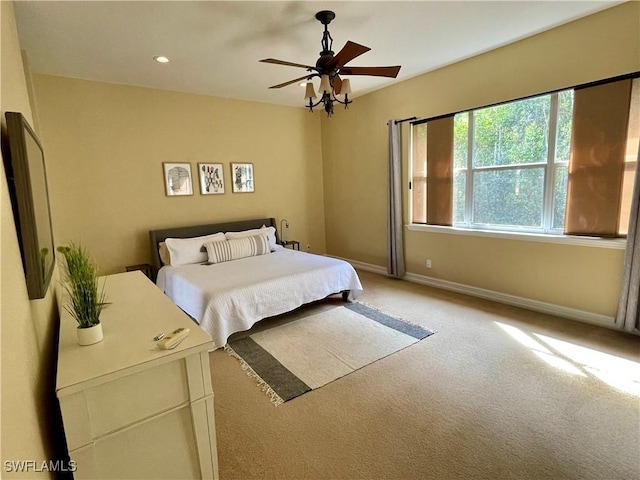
[{"xmin": 14, "ymin": 1, "xmax": 623, "ymax": 108}]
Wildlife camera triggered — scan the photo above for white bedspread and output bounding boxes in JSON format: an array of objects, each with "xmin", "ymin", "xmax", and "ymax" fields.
[{"xmin": 156, "ymin": 249, "xmax": 363, "ymax": 349}]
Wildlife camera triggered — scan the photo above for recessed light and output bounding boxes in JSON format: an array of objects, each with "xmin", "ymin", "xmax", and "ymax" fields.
[{"xmin": 153, "ymin": 56, "xmax": 170, "ymax": 63}]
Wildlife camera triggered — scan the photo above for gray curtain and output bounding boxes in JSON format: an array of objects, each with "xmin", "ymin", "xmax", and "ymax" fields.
[
  {"xmin": 616, "ymin": 149, "xmax": 640, "ymax": 334},
  {"xmin": 387, "ymin": 120, "xmax": 405, "ymax": 277}
]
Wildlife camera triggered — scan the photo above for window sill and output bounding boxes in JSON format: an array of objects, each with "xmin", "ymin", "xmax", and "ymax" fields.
[{"xmin": 405, "ymin": 224, "xmax": 626, "ymax": 250}]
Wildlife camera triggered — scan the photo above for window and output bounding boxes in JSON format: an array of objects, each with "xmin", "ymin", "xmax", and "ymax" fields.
[
  {"xmin": 453, "ymin": 91, "xmax": 572, "ymax": 232},
  {"xmin": 411, "ymin": 76, "xmax": 639, "ymax": 238}
]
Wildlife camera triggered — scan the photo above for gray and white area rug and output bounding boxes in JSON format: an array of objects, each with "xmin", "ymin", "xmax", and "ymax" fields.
[{"xmin": 225, "ymin": 303, "xmax": 435, "ymax": 406}]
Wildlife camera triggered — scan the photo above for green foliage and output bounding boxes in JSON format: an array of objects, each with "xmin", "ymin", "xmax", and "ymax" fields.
[
  {"xmin": 473, "ymin": 168, "xmax": 545, "ymax": 227},
  {"xmin": 473, "ymin": 95, "xmax": 550, "ymax": 167},
  {"xmin": 452, "ymin": 91, "xmax": 572, "ymax": 229},
  {"xmin": 57, "ymin": 243, "xmax": 107, "ymax": 328},
  {"xmin": 555, "ymin": 91, "xmax": 574, "ymax": 163},
  {"xmin": 453, "ymin": 113, "xmax": 469, "ymax": 169}
]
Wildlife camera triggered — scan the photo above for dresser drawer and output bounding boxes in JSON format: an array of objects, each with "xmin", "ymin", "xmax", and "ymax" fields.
[
  {"xmin": 60, "ymin": 359, "xmax": 189, "ymax": 450},
  {"xmin": 70, "ymin": 406, "xmax": 200, "ymax": 479}
]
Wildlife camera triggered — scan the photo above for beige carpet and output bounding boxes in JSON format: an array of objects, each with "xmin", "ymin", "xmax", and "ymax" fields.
[{"xmin": 210, "ymin": 270, "xmax": 640, "ymax": 480}]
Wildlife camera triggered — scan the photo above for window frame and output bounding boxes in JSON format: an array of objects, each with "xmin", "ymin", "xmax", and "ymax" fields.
[
  {"xmin": 406, "ymin": 223, "xmax": 626, "ymax": 249},
  {"xmin": 408, "ymin": 71, "xmax": 639, "ymax": 244},
  {"xmin": 452, "ymin": 91, "xmax": 568, "ymax": 234}
]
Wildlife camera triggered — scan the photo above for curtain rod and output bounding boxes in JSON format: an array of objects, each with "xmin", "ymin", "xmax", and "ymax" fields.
[
  {"xmin": 412, "ymin": 70, "xmax": 639, "ymax": 126},
  {"xmin": 395, "ymin": 116, "xmax": 418, "ymax": 124}
]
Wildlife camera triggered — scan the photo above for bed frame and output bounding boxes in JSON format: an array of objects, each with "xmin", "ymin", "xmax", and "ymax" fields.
[
  {"xmin": 149, "ymin": 217, "xmax": 350, "ymax": 301},
  {"xmin": 149, "ymin": 217, "xmax": 279, "ymax": 277}
]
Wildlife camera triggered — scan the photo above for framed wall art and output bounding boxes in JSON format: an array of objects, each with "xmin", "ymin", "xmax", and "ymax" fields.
[
  {"xmin": 163, "ymin": 162, "xmax": 193, "ymax": 196},
  {"xmin": 4, "ymin": 111, "xmax": 56, "ymax": 299},
  {"xmin": 198, "ymin": 163, "xmax": 225, "ymax": 195},
  {"xmin": 231, "ymin": 162, "xmax": 254, "ymax": 193}
]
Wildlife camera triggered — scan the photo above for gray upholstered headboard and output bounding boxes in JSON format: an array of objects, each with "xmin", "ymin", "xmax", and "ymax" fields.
[{"xmin": 148, "ymin": 217, "xmax": 279, "ymax": 276}]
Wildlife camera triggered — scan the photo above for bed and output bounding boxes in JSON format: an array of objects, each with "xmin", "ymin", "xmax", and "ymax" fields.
[{"xmin": 149, "ymin": 217, "xmax": 363, "ymax": 349}]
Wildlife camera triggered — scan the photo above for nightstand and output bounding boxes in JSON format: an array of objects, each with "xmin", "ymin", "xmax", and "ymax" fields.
[
  {"xmin": 125, "ymin": 263, "xmax": 153, "ymax": 279},
  {"xmin": 282, "ymin": 240, "xmax": 300, "ymax": 251}
]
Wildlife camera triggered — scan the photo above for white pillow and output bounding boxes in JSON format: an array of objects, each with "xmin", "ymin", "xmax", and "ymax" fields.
[
  {"xmin": 225, "ymin": 225, "xmax": 278, "ymax": 251},
  {"xmin": 158, "ymin": 242, "xmax": 171, "ymax": 266},
  {"xmin": 205, "ymin": 234, "xmax": 270, "ymax": 264},
  {"xmin": 165, "ymin": 232, "xmax": 225, "ymax": 267}
]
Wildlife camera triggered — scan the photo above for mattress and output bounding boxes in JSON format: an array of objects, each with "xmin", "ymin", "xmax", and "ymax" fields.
[{"xmin": 156, "ymin": 248, "xmax": 363, "ymax": 348}]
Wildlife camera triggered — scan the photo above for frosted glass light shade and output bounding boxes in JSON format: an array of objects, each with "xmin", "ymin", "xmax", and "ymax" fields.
[
  {"xmin": 318, "ymin": 75, "xmax": 331, "ymax": 94},
  {"xmin": 340, "ymin": 79, "xmax": 352, "ymax": 95},
  {"xmin": 304, "ymin": 82, "xmax": 317, "ymax": 100}
]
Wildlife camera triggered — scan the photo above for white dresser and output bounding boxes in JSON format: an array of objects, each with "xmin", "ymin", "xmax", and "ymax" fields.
[{"xmin": 56, "ymin": 271, "xmax": 219, "ymax": 479}]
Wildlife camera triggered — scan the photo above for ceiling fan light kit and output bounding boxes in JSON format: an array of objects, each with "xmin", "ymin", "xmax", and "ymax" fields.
[
  {"xmin": 340, "ymin": 79, "xmax": 352, "ymax": 95},
  {"xmin": 304, "ymin": 82, "xmax": 317, "ymax": 100},
  {"xmin": 260, "ymin": 10, "xmax": 401, "ymax": 117},
  {"xmin": 318, "ymin": 74, "xmax": 331, "ymax": 94}
]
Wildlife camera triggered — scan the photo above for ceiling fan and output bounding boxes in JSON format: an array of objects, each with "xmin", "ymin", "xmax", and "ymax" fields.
[{"xmin": 260, "ymin": 10, "xmax": 401, "ymax": 116}]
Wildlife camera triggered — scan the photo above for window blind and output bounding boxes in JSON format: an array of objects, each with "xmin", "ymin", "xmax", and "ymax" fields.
[
  {"xmin": 426, "ymin": 115, "xmax": 454, "ymax": 226},
  {"xmin": 565, "ymin": 79, "xmax": 633, "ymax": 237}
]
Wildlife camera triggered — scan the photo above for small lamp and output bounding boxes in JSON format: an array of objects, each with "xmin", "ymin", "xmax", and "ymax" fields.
[{"xmin": 280, "ymin": 219, "xmax": 289, "ymax": 242}]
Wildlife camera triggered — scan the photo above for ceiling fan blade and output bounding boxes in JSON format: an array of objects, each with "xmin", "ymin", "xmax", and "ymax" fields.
[
  {"xmin": 260, "ymin": 58, "xmax": 315, "ymax": 70},
  {"xmin": 268, "ymin": 74, "xmax": 315, "ymax": 89},
  {"xmin": 327, "ymin": 41, "xmax": 371, "ymax": 69},
  {"xmin": 339, "ymin": 66, "xmax": 401, "ymax": 78},
  {"xmin": 333, "ymin": 75, "xmax": 343, "ymax": 94}
]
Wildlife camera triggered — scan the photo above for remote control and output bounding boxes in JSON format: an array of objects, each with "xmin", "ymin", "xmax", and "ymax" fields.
[{"xmin": 157, "ymin": 327, "xmax": 190, "ymax": 350}]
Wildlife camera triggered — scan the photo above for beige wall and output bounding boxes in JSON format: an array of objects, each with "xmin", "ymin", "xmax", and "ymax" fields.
[
  {"xmin": 33, "ymin": 76, "xmax": 323, "ymax": 274},
  {"xmin": 322, "ymin": 2, "xmax": 640, "ymax": 317},
  {"xmin": 1, "ymin": 1, "xmax": 59, "ymax": 477},
  {"xmin": 0, "ymin": 0, "xmax": 637, "ymax": 469}
]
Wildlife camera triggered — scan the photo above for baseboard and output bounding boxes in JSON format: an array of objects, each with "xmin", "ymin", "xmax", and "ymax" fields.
[{"xmin": 333, "ymin": 256, "xmax": 616, "ymax": 329}]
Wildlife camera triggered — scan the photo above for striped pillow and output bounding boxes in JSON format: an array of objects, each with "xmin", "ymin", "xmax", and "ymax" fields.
[{"xmin": 204, "ymin": 234, "xmax": 270, "ymax": 264}]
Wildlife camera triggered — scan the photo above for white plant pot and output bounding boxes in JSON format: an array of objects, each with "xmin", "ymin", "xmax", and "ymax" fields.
[{"xmin": 77, "ymin": 323, "xmax": 103, "ymax": 346}]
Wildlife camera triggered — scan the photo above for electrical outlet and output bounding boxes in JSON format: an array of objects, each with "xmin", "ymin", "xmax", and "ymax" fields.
[
  {"xmin": 426, "ymin": 259, "xmax": 432, "ymax": 269},
  {"xmin": 306, "ymin": 245, "xmax": 310, "ymax": 252}
]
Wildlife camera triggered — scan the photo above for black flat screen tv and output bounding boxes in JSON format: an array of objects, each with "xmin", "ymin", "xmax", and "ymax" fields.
[{"xmin": 4, "ymin": 111, "xmax": 55, "ymax": 299}]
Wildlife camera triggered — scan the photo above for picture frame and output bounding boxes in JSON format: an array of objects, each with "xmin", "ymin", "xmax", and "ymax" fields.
[
  {"xmin": 163, "ymin": 162, "xmax": 193, "ymax": 196},
  {"xmin": 198, "ymin": 163, "xmax": 225, "ymax": 195},
  {"xmin": 231, "ymin": 162, "xmax": 254, "ymax": 193},
  {"xmin": 4, "ymin": 112, "xmax": 56, "ymax": 299}
]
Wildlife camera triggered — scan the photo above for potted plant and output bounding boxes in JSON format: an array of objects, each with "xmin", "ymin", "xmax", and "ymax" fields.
[{"xmin": 57, "ymin": 243, "xmax": 107, "ymax": 345}]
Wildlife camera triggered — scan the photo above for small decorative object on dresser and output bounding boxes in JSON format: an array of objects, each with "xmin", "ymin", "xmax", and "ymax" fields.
[
  {"xmin": 231, "ymin": 162, "xmax": 254, "ymax": 193},
  {"xmin": 57, "ymin": 243, "xmax": 108, "ymax": 346}
]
